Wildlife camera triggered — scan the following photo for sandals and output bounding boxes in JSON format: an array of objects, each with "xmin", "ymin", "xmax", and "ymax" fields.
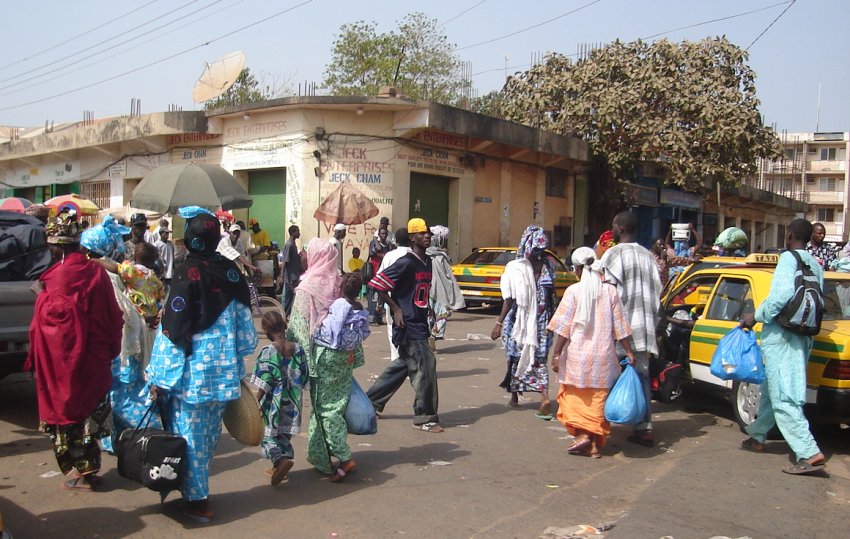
[
  {"xmin": 535, "ymin": 411, "xmax": 554, "ymax": 421},
  {"xmin": 783, "ymin": 455, "xmax": 826, "ymax": 476},
  {"xmin": 61, "ymin": 475, "xmax": 94, "ymax": 492},
  {"xmin": 330, "ymin": 459, "xmax": 358, "ymax": 483},
  {"xmin": 182, "ymin": 500, "xmax": 213, "ymax": 523},
  {"xmin": 567, "ymin": 438, "xmax": 592, "ymax": 456},
  {"xmin": 741, "ymin": 438, "xmax": 766, "ymax": 453},
  {"xmin": 271, "ymin": 458, "xmax": 294, "ymax": 486},
  {"xmin": 627, "ymin": 432, "xmax": 655, "ymax": 448},
  {"xmin": 415, "ymin": 422, "xmax": 444, "ymax": 433}
]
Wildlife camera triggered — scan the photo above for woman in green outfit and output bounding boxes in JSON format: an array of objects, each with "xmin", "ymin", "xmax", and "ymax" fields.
[{"xmin": 288, "ymin": 240, "xmax": 370, "ymax": 481}]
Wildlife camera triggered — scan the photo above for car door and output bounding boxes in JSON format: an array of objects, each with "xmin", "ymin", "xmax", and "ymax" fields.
[{"xmin": 689, "ymin": 275, "xmax": 757, "ymax": 385}]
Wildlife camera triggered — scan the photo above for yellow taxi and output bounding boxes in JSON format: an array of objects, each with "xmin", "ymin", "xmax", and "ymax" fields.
[
  {"xmin": 452, "ymin": 247, "xmax": 578, "ymax": 306},
  {"xmin": 659, "ymin": 253, "xmax": 850, "ymax": 429}
]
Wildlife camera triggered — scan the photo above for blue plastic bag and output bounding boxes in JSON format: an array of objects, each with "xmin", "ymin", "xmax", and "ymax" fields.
[
  {"xmin": 344, "ymin": 378, "xmax": 378, "ymax": 435},
  {"xmin": 604, "ymin": 359, "xmax": 648, "ymax": 425},
  {"xmin": 710, "ymin": 327, "xmax": 765, "ymax": 384}
]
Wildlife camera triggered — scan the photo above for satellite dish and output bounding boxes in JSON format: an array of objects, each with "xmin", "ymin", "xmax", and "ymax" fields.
[{"xmin": 192, "ymin": 51, "xmax": 246, "ymax": 103}]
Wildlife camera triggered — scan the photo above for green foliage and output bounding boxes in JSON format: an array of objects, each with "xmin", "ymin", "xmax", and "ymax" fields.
[
  {"xmin": 500, "ymin": 37, "xmax": 781, "ymax": 193},
  {"xmin": 323, "ymin": 12, "xmax": 468, "ymax": 104},
  {"xmin": 203, "ymin": 67, "xmax": 265, "ymax": 110}
]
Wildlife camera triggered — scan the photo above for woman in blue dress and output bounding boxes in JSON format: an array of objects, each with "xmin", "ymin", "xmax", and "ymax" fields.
[{"xmin": 146, "ymin": 207, "xmax": 258, "ymax": 523}]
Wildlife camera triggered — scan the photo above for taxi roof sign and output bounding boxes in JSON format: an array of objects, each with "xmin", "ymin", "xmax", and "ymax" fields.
[{"xmin": 745, "ymin": 253, "xmax": 779, "ymax": 265}]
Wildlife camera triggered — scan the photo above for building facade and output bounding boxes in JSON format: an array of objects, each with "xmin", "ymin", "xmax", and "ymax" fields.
[
  {"xmin": 0, "ymin": 97, "xmax": 589, "ymax": 265},
  {"xmin": 754, "ymin": 131, "xmax": 849, "ymax": 242}
]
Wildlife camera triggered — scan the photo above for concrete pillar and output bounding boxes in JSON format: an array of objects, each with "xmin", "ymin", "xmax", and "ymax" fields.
[
  {"xmin": 534, "ymin": 168, "xmax": 546, "ymax": 227},
  {"xmin": 500, "ymin": 162, "xmax": 512, "ymax": 246}
]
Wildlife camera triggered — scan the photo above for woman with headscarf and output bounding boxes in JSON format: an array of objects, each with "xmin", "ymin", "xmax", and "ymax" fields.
[
  {"xmin": 427, "ymin": 225, "xmax": 465, "ymax": 349},
  {"xmin": 490, "ymin": 226, "xmax": 556, "ymax": 417},
  {"xmin": 547, "ymin": 247, "xmax": 635, "ymax": 458},
  {"xmin": 146, "ymin": 207, "xmax": 258, "ymax": 523},
  {"xmin": 287, "ymin": 239, "xmax": 360, "ymax": 480},
  {"xmin": 80, "ymin": 216, "xmax": 161, "ymax": 453},
  {"xmin": 25, "ymin": 214, "xmax": 124, "ymax": 491}
]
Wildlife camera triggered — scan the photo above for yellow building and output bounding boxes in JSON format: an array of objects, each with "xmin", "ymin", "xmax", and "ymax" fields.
[{"xmin": 1, "ymin": 97, "xmax": 589, "ymax": 265}]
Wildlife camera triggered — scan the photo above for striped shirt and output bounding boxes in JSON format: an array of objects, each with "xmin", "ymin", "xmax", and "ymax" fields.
[{"xmin": 601, "ymin": 242, "xmax": 662, "ymax": 355}]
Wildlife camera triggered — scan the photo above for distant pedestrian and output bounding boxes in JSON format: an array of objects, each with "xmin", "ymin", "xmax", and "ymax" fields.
[
  {"xmin": 349, "ymin": 247, "xmax": 365, "ymax": 273},
  {"xmin": 367, "ymin": 219, "xmax": 443, "ymax": 433},
  {"xmin": 740, "ymin": 218, "xmax": 826, "ymax": 475},
  {"xmin": 806, "ymin": 222, "xmax": 839, "ymax": 269},
  {"xmin": 600, "ymin": 211, "xmax": 662, "ymax": 447},
  {"xmin": 367, "ymin": 227, "xmax": 392, "ymax": 324},
  {"xmin": 278, "ymin": 225, "xmax": 303, "ymax": 316},
  {"xmin": 329, "ymin": 223, "xmax": 347, "ymax": 275},
  {"xmin": 124, "ymin": 213, "xmax": 149, "ymax": 262},
  {"xmin": 491, "ymin": 225, "xmax": 555, "ymax": 418},
  {"xmin": 155, "ymin": 226, "xmax": 174, "ymax": 290},
  {"xmin": 427, "ymin": 225, "xmax": 464, "ymax": 348}
]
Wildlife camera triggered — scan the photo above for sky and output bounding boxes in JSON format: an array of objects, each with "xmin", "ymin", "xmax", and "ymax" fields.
[{"xmin": 1, "ymin": 0, "xmax": 847, "ymax": 134}]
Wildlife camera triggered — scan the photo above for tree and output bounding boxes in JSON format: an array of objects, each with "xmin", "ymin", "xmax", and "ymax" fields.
[
  {"xmin": 323, "ymin": 12, "xmax": 468, "ymax": 104},
  {"xmin": 500, "ymin": 37, "xmax": 781, "ymax": 198},
  {"xmin": 204, "ymin": 67, "xmax": 265, "ymax": 110}
]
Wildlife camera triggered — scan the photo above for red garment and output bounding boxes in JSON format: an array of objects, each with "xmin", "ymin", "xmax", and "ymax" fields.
[{"xmin": 25, "ymin": 252, "xmax": 123, "ymax": 425}]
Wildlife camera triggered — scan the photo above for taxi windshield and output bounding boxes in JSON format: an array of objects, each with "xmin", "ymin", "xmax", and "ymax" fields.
[
  {"xmin": 461, "ymin": 250, "xmax": 514, "ymax": 266},
  {"xmin": 823, "ymin": 277, "xmax": 850, "ymax": 320}
]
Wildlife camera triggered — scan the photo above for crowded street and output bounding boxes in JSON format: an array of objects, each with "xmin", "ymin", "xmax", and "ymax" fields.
[{"xmin": 1, "ymin": 307, "xmax": 847, "ymax": 538}]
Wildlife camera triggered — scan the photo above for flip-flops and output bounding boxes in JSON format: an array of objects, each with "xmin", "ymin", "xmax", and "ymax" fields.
[
  {"xmin": 271, "ymin": 458, "xmax": 294, "ymax": 486},
  {"xmin": 535, "ymin": 412, "xmax": 554, "ymax": 421},
  {"xmin": 567, "ymin": 438, "xmax": 592, "ymax": 456},
  {"xmin": 61, "ymin": 476, "xmax": 93, "ymax": 491},
  {"xmin": 782, "ymin": 459, "xmax": 826, "ymax": 476},
  {"xmin": 330, "ymin": 460, "xmax": 358, "ymax": 482}
]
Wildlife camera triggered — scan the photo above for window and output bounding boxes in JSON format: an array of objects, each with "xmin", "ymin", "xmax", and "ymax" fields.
[
  {"xmin": 706, "ymin": 278, "xmax": 754, "ymax": 322},
  {"xmin": 823, "ymin": 278, "xmax": 850, "ymax": 320},
  {"xmin": 545, "ymin": 168, "xmax": 568, "ymax": 198},
  {"xmin": 783, "ymin": 148, "xmax": 795, "ymax": 161},
  {"xmin": 79, "ymin": 180, "xmax": 111, "ymax": 210},
  {"xmin": 821, "ymin": 147, "xmax": 837, "ymax": 161},
  {"xmin": 819, "ymin": 178, "xmax": 837, "ymax": 191},
  {"xmin": 817, "ymin": 208, "xmax": 835, "ymax": 222},
  {"xmin": 667, "ymin": 275, "xmax": 720, "ymax": 309}
]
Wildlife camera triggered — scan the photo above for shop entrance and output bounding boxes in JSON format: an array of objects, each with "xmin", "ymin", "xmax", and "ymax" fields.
[
  {"xmin": 409, "ymin": 172, "xmax": 450, "ymax": 228},
  {"xmin": 248, "ymin": 168, "xmax": 287, "ymax": 246}
]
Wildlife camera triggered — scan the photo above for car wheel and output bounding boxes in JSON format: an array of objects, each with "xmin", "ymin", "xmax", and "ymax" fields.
[{"xmin": 732, "ymin": 380, "xmax": 761, "ymax": 432}]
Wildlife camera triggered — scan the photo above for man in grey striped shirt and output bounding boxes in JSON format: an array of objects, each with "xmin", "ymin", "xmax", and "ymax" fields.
[{"xmin": 601, "ymin": 211, "xmax": 663, "ymax": 447}]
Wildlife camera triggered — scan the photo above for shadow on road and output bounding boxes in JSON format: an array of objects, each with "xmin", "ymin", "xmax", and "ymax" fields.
[
  {"xmin": 0, "ymin": 496, "xmax": 150, "ymax": 538},
  {"xmin": 436, "ymin": 342, "xmax": 496, "ymax": 354},
  {"xmin": 437, "ymin": 368, "xmax": 488, "ymax": 379},
  {"xmin": 611, "ymin": 413, "xmax": 717, "ymax": 459}
]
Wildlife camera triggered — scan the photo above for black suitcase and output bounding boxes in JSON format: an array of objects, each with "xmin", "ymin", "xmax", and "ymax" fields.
[{"xmin": 116, "ymin": 401, "xmax": 187, "ymax": 494}]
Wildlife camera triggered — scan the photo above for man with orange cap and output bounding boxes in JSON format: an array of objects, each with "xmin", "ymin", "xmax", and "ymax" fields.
[{"xmin": 366, "ymin": 218, "xmax": 443, "ymax": 433}]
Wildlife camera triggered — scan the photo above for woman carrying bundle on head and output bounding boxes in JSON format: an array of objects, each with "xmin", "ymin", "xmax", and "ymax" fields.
[{"xmin": 547, "ymin": 247, "xmax": 635, "ymax": 458}]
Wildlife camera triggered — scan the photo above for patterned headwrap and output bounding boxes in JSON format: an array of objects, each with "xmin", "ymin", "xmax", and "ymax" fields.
[
  {"xmin": 516, "ymin": 225, "xmax": 548, "ymax": 259},
  {"xmin": 80, "ymin": 215, "xmax": 130, "ymax": 257},
  {"xmin": 160, "ymin": 211, "xmax": 250, "ymax": 355},
  {"xmin": 45, "ymin": 213, "xmax": 81, "ymax": 245},
  {"xmin": 595, "ymin": 230, "xmax": 616, "ymax": 256}
]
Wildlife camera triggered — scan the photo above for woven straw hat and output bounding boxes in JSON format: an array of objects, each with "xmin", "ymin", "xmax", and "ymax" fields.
[{"xmin": 223, "ymin": 379, "xmax": 263, "ymax": 446}]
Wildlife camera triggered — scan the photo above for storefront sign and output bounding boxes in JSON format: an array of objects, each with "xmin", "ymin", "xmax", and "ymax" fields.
[
  {"xmin": 628, "ymin": 184, "xmax": 658, "ymax": 207},
  {"xmin": 107, "ymin": 161, "xmax": 126, "ymax": 178},
  {"xmin": 659, "ymin": 188, "xmax": 702, "ymax": 209},
  {"xmin": 410, "ymin": 130, "xmax": 467, "ymax": 149}
]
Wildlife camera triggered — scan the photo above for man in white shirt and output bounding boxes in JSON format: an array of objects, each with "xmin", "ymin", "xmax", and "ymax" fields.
[
  {"xmin": 154, "ymin": 226, "xmax": 174, "ymax": 290},
  {"xmin": 328, "ymin": 223, "xmax": 346, "ymax": 275},
  {"xmin": 378, "ymin": 228, "xmax": 411, "ymax": 360},
  {"xmin": 216, "ymin": 224, "xmax": 258, "ymax": 275}
]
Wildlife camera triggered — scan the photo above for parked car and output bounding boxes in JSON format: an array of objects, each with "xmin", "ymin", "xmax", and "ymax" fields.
[
  {"xmin": 452, "ymin": 247, "xmax": 578, "ymax": 307},
  {"xmin": 658, "ymin": 253, "xmax": 850, "ymax": 429}
]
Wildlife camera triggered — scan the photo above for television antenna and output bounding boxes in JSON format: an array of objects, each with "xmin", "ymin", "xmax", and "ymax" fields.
[{"xmin": 192, "ymin": 51, "xmax": 246, "ymax": 103}]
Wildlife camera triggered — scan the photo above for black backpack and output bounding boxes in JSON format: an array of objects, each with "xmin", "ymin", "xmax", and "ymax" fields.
[{"xmin": 776, "ymin": 250, "xmax": 824, "ymax": 336}]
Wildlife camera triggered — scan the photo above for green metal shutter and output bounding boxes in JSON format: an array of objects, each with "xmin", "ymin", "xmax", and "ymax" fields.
[
  {"xmin": 248, "ymin": 168, "xmax": 287, "ymax": 246},
  {"xmin": 409, "ymin": 172, "xmax": 449, "ymax": 227}
]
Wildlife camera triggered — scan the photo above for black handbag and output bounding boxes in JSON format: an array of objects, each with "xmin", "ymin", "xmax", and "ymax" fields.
[{"xmin": 116, "ymin": 400, "xmax": 187, "ymax": 494}]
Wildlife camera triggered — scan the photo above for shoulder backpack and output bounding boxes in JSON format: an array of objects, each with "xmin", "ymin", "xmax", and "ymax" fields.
[{"xmin": 776, "ymin": 250, "xmax": 824, "ymax": 336}]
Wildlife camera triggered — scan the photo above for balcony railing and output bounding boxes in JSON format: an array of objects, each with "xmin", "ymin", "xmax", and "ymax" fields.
[
  {"xmin": 809, "ymin": 160, "xmax": 846, "ymax": 173},
  {"xmin": 806, "ymin": 191, "xmax": 845, "ymax": 204}
]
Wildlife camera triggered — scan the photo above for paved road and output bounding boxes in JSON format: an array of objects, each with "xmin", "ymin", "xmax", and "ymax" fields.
[{"xmin": 1, "ymin": 308, "xmax": 848, "ymax": 538}]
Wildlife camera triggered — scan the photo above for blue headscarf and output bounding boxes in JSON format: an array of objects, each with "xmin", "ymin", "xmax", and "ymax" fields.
[
  {"xmin": 516, "ymin": 225, "xmax": 548, "ymax": 259},
  {"xmin": 80, "ymin": 215, "xmax": 130, "ymax": 257}
]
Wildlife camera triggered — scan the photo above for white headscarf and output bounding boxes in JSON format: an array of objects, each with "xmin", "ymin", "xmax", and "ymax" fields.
[{"xmin": 571, "ymin": 246, "xmax": 605, "ymax": 330}]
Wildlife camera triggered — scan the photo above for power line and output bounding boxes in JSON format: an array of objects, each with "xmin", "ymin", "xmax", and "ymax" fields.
[
  {"xmin": 746, "ymin": 0, "xmax": 796, "ymax": 50},
  {"xmin": 470, "ymin": 0, "xmax": 792, "ymax": 77},
  {"xmin": 457, "ymin": 0, "xmax": 601, "ymax": 51},
  {"xmin": 0, "ymin": 1, "xmax": 249, "ymax": 99},
  {"xmin": 0, "ymin": 0, "xmax": 232, "ymax": 95},
  {"xmin": 642, "ymin": 0, "xmax": 792, "ymax": 39},
  {"xmin": 0, "ymin": 0, "xmax": 317, "ymax": 113},
  {"xmin": 439, "ymin": 0, "xmax": 488, "ymax": 28},
  {"xmin": 0, "ymin": 0, "xmax": 212, "ymax": 86},
  {"xmin": 0, "ymin": 0, "xmax": 162, "ymax": 73}
]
